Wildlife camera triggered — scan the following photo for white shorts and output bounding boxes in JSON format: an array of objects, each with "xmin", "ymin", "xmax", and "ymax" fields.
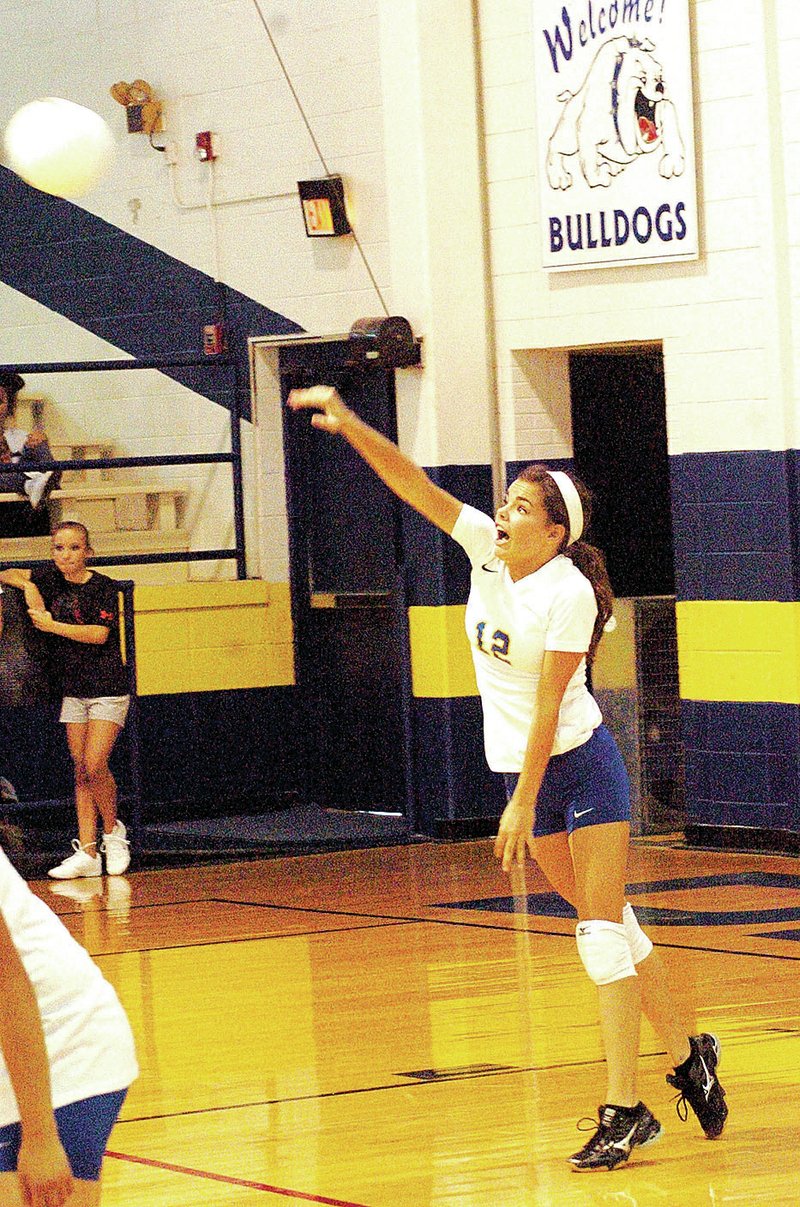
[{"xmin": 59, "ymin": 695, "xmax": 130, "ymax": 727}]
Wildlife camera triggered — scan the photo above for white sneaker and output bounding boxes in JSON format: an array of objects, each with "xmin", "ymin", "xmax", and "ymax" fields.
[
  {"xmin": 48, "ymin": 840, "xmax": 102, "ymax": 879},
  {"xmin": 101, "ymin": 820, "xmax": 130, "ymax": 875}
]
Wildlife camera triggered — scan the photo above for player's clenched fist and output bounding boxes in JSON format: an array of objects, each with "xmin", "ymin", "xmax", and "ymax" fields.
[{"xmin": 287, "ymin": 385, "xmax": 352, "ymax": 434}]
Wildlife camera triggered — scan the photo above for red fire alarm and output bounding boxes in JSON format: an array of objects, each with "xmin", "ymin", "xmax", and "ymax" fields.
[{"xmin": 195, "ymin": 131, "xmax": 217, "ymax": 162}]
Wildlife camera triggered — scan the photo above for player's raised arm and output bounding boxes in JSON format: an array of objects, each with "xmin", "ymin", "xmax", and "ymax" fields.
[{"xmin": 287, "ymin": 385, "xmax": 463, "ymax": 535}]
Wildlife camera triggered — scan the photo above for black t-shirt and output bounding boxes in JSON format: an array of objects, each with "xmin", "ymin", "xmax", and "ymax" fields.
[{"xmin": 30, "ymin": 567, "xmax": 128, "ymax": 698}]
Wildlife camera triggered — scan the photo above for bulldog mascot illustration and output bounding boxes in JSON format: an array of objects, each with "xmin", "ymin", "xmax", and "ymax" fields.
[{"xmin": 546, "ymin": 35, "xmax": 685, "ymax": 190}]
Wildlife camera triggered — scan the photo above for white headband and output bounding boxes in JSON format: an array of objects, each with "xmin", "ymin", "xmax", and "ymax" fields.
[{"xmin": 547, "ymin": 471, "xmax": 584, "ymax": 545}]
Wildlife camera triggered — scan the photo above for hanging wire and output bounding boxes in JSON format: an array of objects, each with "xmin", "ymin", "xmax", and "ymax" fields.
[{"xmin": 251, "ymin": 0, "xmax": 390, "ymax": 317}]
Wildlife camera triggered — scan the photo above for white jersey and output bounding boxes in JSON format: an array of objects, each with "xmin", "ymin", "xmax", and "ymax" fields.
[
  {"xmin": 0, "ymin": 847, "xmax": 138, "ymax": 1126},
  {"xmin": 452, "ymin": 504, "xmax": 602, "ymax": 771}
]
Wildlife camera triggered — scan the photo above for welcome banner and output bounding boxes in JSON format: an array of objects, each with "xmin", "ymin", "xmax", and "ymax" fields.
[{"xmin": 532, "ymin": 0, "xmax": 698, "ymax": 270}]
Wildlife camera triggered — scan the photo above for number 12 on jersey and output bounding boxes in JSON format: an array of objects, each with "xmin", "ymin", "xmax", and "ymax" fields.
[{"xmin": 475, "ymin": 622, "xmax": 510, "ymax": 663}]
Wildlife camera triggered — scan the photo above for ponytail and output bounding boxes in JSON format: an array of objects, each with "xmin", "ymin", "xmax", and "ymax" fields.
[
  {"xmin": 516, "ymin": 463, "xmax": 614, "ymax": 666},
  {"xmin": 562, "ymin": 539, "xmax": 614, "ymax": 665}
]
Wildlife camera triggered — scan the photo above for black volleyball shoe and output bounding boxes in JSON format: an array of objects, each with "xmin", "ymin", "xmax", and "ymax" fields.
[
  {"xmin": 569, "ymin": 1101, "xmax": 663, "ymax": 1171},
  {"xmin": 666, "ymin": 1032, "xmax": 728, "ymax": 1139}
]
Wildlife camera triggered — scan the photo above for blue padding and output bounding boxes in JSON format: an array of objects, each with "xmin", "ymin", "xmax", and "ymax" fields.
[
  {"xmin": 670, "ymin": 450, "xmax": 796, "ymax": 601},
  {"xmin": 402, "ymin": 464, "xmax": 493, "ymax": 607},
  {"xmin": 681, "ymin": 699, "xmax": 799, "ymax": 754},
  {"xmin": 0, "ymin": 686, "xmax": 304, "ymax": 811},
  {"xmin": 680, "ymin": 700, "xmax": 800, "ymax": 830},
  {"xmin": 0, "ymin": 166, "xmax": 302, "ymax": 419},
  {"xmin": 138, "ymin": 686, "xmax": 303, "ymax": 804},
  {"xmin": 411, "ymin": 696, "xmax": 503, "ymax": 833}
]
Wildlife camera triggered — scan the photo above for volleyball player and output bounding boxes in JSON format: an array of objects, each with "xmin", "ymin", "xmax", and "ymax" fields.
[{"xmin": 287, "ymin": 384, "xmax": 728, "ymax": 1170}]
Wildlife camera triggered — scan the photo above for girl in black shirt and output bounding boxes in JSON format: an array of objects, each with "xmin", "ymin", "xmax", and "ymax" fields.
[{"xmin": 0, "ymin": 522, "xmax": 131, "ymax": 880}]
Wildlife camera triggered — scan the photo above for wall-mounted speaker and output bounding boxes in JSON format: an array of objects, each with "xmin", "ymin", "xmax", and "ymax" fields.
[{"xmin": 348, "ymin": 316, "xmax": 420, "ymax": 369}]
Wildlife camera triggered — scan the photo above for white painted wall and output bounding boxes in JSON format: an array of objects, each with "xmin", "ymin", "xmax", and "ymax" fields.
[
  {"xmin": 478, "ymin": 0, "xmax": 800, "ymax": 460},
  {"xmin": 4, "ymin": 0, "xmax": 797, "ymax": 587},
  {"xmin": 0, "ymin": 0, "xmax": 392, "ymax": 578}
]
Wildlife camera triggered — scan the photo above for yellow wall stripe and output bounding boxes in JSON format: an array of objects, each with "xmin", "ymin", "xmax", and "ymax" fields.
[
  {"xmin": 408, "ymin": 605, "xmax": 478, "ymax": 698},
  {"xmin": 132, "ymin": 580, "xmax": 295, "ymax": 696},
  {"xmin": 409, "ymin": 600, "xmax": 800, "ymax": 705},
  {"xmin": 131, "ymin": 591, "xmax": 800, "ymax": 707},
  {"xmin": 676, "ymin": 600, "xmax": 800, "ymax": 703}
]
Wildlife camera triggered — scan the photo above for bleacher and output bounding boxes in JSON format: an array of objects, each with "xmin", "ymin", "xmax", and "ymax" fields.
[{"xmin": 0, "ymin": 431, "xmax": 191, "ymax": 584}]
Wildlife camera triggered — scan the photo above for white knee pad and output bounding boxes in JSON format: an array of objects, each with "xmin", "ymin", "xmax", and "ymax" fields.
[
  {"xmin": 576, "ymin": 920, "xmax": 637, "ymax": 985},
  {"xmin": 622, "ymin": 902, "xmax": 653, "ymax": 965}
]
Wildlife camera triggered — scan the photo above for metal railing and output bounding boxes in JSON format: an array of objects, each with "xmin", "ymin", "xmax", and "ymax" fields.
[
  {"xmin": 120, "ymin": 579, "xmax": 142, "ymax": 848},
  {"xmin": 0, "ymin": 354, "xmax": 246, "ymax": 577}
]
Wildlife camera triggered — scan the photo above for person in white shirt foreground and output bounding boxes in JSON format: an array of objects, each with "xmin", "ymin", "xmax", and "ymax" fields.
[
  {"xmin": 288, "ymin": 384, "xmax": 728, "ymax": 1171},
  {"xmin": 0, "ymin": 830, "xmax": 137, "ymax": 1205}
]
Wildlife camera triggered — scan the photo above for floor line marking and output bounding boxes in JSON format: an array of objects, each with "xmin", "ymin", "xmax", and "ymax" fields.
[
  {"xmin": 115, "ymin": 1050, "xmax": 682, "ymax": 1125},
  {"xmin": 89, "ymin": 920, "xmax": 408, "ymax": 958},
  {"xmin": 104, "ymin": 1151, "xmax": 369, "ymax": 1205}
]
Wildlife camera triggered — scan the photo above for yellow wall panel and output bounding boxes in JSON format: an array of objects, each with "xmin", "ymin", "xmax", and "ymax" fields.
[
  {"xmin": 134, "ymin": 612, "xmax": 190, "ymax": 654},
  {"xmin": 268, "ymin": 642, "xmax": 296, "ymax": 687},
  {"xmin": 134, "ymin": 581, "xmax": 271, "ymax": 612},
  {"xmin": 188, "ymin": 646, "xmax": 274, "ymax": 693},
  {"xmin": 131, "ymin": 580, "xmax": 295, "ymax": 695},
  {"xmin": 262, "ymin": 583, "xmax": 293, "ymax": 643},
  {"xmin": 408, "ymin": 605, "xmax": 477, "ymax": 698},
  {"xmin": 135, "ymin": 651, "xmax": 196, "ymax": 696},
  {"xmin": 676, "ymin": 601, "xmax": 800, "ymax": 703},
  {"xmin": 186, "ymin": 606, "xmax": 269, "ymax": 650},
  {"xmin": 676, "ymin": 600, "xmax": 793, "ymax": 653}
]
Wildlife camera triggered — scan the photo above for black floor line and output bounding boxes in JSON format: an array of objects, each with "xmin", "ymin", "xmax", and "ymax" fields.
[{"xmin": 115, "ymin": 1049, "xmax": 655, "ymax": 1126}]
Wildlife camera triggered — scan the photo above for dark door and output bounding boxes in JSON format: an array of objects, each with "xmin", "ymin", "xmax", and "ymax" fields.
[
  {"xmin": 569, "ymin": 347, "xmax": 684, "ymax": 833},
  {"xmin": 569, "ymin": 348, "xmax": 674, "ymax": 596},
  {"xmin": 280, "ymin": 341, "xmax": 410, "ymax": 816}
]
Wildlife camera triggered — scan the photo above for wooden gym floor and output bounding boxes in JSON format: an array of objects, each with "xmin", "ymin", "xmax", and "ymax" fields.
[{"xmin": 37, "ymin": 837, "xmax": 800, "ymax": 1206}]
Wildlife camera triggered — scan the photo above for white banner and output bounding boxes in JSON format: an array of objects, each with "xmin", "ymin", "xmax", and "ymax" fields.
[{"xmin": 532, "ymin": 0, "xmax": 698, "ymax": 271}]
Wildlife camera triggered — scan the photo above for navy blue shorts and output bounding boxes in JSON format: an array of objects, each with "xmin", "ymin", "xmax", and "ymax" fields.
[
  {"xmin": 0, "ymin": 1089, "xmax": 127, "ymax": 1180},
  {"xmin": 503, "ymin": 723, "xmax": 631, "ymax": 837}
]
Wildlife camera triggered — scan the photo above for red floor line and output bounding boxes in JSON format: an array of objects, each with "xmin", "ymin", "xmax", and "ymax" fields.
[{"xmin": 104, "ymin": 1151, "xmax": 369, "ymax": 1206}]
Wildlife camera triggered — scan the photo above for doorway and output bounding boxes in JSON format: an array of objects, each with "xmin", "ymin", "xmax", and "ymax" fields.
[
  {"xmin": 280, "ymin": 340, "xmax": 411, "ymax": 820},
  {"xmin": 569, "ymin": 348, "xmax": 674, "ymax": 596},
  {"xmin": 569, "ymin": 346, "xmax": 685, "ymax": 834}
]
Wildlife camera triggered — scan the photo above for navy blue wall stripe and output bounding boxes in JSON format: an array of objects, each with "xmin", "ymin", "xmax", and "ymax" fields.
[
  {"xmin": 670, "ymin": 450, "xmax": 798, "ymax": 601},
  {"xmin": 681, "ymin": 700, "xmax": 800, "ymax": 832},
  {"xmin": 411, "ymin": 697, "xmax": 503, "ymax": 834},
  {"xmin": 0, "ymin": 166, "xmax": 302, "ymax": 419},
  {"xmin": 401, "ymin": 464, "xmax": 493, "ymax": 607}
]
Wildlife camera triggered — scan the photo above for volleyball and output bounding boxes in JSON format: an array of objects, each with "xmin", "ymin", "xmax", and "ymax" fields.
[{"xmin": 3, "ymin": 97, "xmax": 115, "ymax": 198}]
